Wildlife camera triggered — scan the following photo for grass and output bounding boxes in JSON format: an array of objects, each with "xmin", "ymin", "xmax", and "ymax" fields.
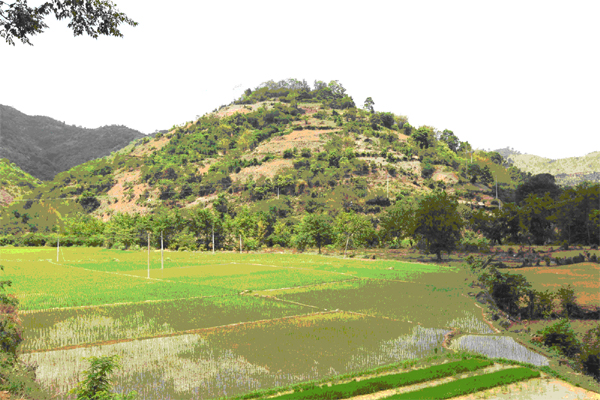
[
  {"xmin": 1, "ymin": 260, "xmax": 233, "ymax": 310},
  {"xmin": 271, "ymin": 359, "xmax": 494, "ymax": 399},
  {"xmin": 386, "ymin": 367, "xmax": 541, "ymax": 399}
]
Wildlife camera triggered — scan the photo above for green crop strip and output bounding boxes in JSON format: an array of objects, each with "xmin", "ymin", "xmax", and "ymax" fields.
[
  {"xmin": 386, "ymin": 367, "xmax": 540, "ymax": 399},
  {"xmin": 272, "ymin": 359, "xmax": 493, "ymax": 399}
]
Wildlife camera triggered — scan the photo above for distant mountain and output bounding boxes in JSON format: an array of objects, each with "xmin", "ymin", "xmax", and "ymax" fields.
[
  {"xmin": 0, "ymin": 105, "xmax": 146, "ymax": 180},
  {"xmin": 494, "ymin": 147, "xmax": 600, "ymax": 186}
]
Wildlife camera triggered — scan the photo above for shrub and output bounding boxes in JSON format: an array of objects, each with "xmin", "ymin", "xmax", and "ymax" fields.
[
  {"xmin": 561, "ymin": 240, "xmax": 569, "ymax": 250},
  {"xmin": 507, "ymin": 247, "xmax": 515, "ymax": 255},
  {"xmin": 544, "ymin": 256, "xmax": 551, "ymax": 266},
  {"xmin": 578, "ymin": 325, "xmax": 600, "ymax": 380},
  {"xmin": 69, "ymin": 355, "xmax": 137, "ymax": 399},
  {"xmin": 591, "ymin": 253, "xmax": 598, "ymax": 263},
  {"xmin": 537, "ymin": 319, "xmax": 581, "ymax": 358},
  {"xmin": 460, "ymin": 230, "xmax": 491, "ymax": 253}
]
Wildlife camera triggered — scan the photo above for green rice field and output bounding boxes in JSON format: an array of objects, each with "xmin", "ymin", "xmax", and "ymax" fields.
[{"xmin": 0, "ymin": 247, "xmax": 551, "ymax": 399}]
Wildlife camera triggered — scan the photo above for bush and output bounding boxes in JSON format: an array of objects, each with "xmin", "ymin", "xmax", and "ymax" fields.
[
  {"xmin": 459, "ymin": 230, "xmax": 491, "ymax": 253},
  {"xmin": 537, "ymin": 319, "xmax": 581, "ymax": 358},
  {"xmin": 578, "ymin": 325, "xmax": 600, "ymax": 380},
  {"xmin": 591, "ymin": 253, "xmax": 598, "ymax": 263},
  {"xmin": 69, "ymin": 356, "xmax": 137, "ymax": 399},
  {"xmin": 544, "ymin": 256, "xmax": 551, "ymax": 266}
]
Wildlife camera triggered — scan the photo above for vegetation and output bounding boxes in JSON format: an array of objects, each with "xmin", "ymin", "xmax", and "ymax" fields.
[
  {"xmin": 272, "ymin": 359, "xmax": 493, "ymax": 399},
  {"xmin": 387, "ymin": 367, "xmax": 541, "ymax": 399},
  {"xmin": 1, "ymin": 0, "xmax": 138, "ymax": 45}
]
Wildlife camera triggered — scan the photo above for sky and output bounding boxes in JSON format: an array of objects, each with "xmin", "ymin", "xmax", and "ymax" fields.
[{"xmin": 1, "ymin": 0, "xmax": 599, "ymax": 160}]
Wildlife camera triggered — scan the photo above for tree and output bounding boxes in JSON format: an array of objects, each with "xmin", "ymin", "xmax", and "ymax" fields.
[
  {"xmin": 515, "ymin": 173, "xmax": 562, "ymax": 204},
  {"xmin": 294, "ymin": 213, "xmax": 333, "ymax": 254},
  {"xmin": 379, "ymin": 196, "xmax": 417, "ymax": 247},
  {"xmin": 439, "ymin": 129, "xmax": 460, "ymax": 153},
  {"xmin": 411, "ymin": 126, "xmax": 434, "ymax": 149},
  {"xmin": 412, "ymin": 190, "xmax": 463, "ymax": 260},
  {"xmin": 363, "ymin": 97, "xmax": 374, "ymax": 113},
  {"xmin": 69, "ymin": 355, "xmax": 137, "ymax": 400},
  {"xmin": 1, "ymin": 0, "xmax": 138, "ymax": 45},
  {"xmin": 334, "ymin": 211, "xmax": 374, "ymax": 256},
  {"xmin": 518, "ymin": 193, "xmax": 555, "ymax": 245}
]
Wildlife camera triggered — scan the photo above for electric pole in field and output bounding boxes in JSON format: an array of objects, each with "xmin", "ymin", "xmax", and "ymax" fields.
[
  {"xmin": 387, "ymin": 171, "xmax": 389, "ymax": 199},
  {"xmin": 161, "ymin": 231, "xmax": 164, "ymax": 270},
  {"xmin": 212, "ymin": 222, "xmax": 215, "ymax": 254},
  {"xmin": 147, "ymin": 232, "xmax": 150, "ymax": 279}
]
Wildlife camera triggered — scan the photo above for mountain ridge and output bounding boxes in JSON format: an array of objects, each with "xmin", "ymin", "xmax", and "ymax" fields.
[
  {"xmin": 494, "ymin": 147, "xmax": 600, "ymax": 186},
  {"xmin": 0, "ymin": 104, "xmax": 146, "ymax": 180}
]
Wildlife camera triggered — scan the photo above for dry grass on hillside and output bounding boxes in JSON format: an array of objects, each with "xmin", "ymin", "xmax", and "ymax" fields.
[
  {"xmin": 231, "ymin": 159, "xmax": 294, "ymax": 182},
  {"xmin": 130, "ymin": 135, "xmax": 171, "ymax": 157},
  {"xmin": 245, "ymin": 129, "xmax": 335, "ymax": 159},
  {"xmin": 99, "ymin": 170, "xmax": 152, "ymax": 220}
]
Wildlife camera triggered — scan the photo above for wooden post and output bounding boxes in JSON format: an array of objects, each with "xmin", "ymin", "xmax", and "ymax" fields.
[
  {"xmin": 161, "ymin": 231, "xmax": 164, "ymax": 270},
  {"xmin": 212, "ymin": 223, "xmax": 215, "ymax": 254},
  {"xmin": 344, "ymin": 235, "xmax": 351, "ymax": 258}
]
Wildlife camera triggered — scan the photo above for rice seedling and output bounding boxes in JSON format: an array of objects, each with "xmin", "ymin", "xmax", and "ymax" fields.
[
  {"xmin": 447, "ymin": 310, "xmax": 495, "ymax": 334},
  {"xmin": 450, "ymin": 335, "xmax": 549, "ymax": 366},
  {"xmin": 386, "ymin": 367, "xmax": 541, "ymax": 399},
  {"xmin": 21, "ymin": 295, "xmax": 315, "ymax": 351}
]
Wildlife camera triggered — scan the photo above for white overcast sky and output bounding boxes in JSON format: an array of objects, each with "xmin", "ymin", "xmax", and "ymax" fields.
[{"xmin": 2, "ymin": 0, "xmax": 599, "ymax": 160}]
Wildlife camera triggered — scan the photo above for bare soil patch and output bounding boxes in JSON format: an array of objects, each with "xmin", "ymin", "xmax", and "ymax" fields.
[
  {"xmin": 246, "ymin": 129, "xmax": 335, "ymax": 158},
  {"xmin": 101, "ymin": 170, "xmax": 151, "ymax": 220},
  {"xmin": 231, "ymin": 159, "xmax": 294, "ymax": 182}
]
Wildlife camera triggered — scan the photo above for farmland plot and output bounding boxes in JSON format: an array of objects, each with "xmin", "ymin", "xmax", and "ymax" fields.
[
  {"xmin": 260, "ymin": 279, "xmax": 493, "ymax": 334},
  {"xmin": 2, "ymin": 260, "xmax": 232, "ymax": 310},
  {"xmin": 22, "ymin": 312, "xmax": 450, "ymax": 400},
  {"xmin": 450, "ymin": 335, "xmax": 549, "ymax": 366},
  {"xmin": 507, "ymin": 263, "xmax": 600, "ymax": 308},
  {"xmin": 21, "ymin": 296, "xmax": 315, "ymax": 351}
]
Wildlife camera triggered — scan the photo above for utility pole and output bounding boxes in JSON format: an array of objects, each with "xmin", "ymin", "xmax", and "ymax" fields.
[
  {"xmin": 386, "ymin": 171, "xmax": 389, "ymax": 199},
  {"xmin": 212, "ymin": 222, "xmax": 215, "ymax": 254},
  {"xmin": 277, "ymin": 187, "xmax": 279, "ymax": 199},
  {"xmin": 147, "ymin": 232, "xmax": 150, "ymax": 279},
  {"xmin": 161, "ymin": 231, "xmax": 164, "ymax": 270}
]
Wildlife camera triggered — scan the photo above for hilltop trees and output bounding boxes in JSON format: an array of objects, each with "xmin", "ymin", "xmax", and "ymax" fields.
[{"xmin": 1, "ymin": 0, "xmax": 137, "ymax": 45}]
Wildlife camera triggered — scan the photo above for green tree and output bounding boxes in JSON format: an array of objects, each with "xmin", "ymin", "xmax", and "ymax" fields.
[
  {"xmin": 294, "ymin": 213, "xmax": 333, "ymax": 254},
  {"xmin": 334, "ymin": 211, "xmax": 374, "ymax": 256},
  {"xmin": 379, "ymin": 196, "xmax": 418, "ymax": 247},
  {"xmin": 69, "ymin": 355, "xmax": 137, "ymax": 400},
  {"xmin": 439, "ymin": 129, "xmax": 460, "ymax": 152},
  {"xmin": 363, "ymin": 97, "xmax": 375, "ymax": 113},
  {"xmin": 1, "ymin": 0, "xmax": 138, "ymax": 45},
  {"xmin": 412, "ymin": 190, "xmax": 463, "ymax": 260},
  {"xmin": 412, "ymin": 126, "xmax": 434, "ymax": 149},
  {"xmin": 518, "ymin": 193, "xmax": 555, "ymax": 246}
]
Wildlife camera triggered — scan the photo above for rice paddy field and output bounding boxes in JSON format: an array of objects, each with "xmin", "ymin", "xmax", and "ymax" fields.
[{"xmin": 0, "ymin": 247, "xmax": 596, "ymax": 399}]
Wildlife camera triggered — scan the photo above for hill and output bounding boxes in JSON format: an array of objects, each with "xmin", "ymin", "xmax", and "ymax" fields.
[
  {"xmin": 0, "ymin": 158, "xmax": 40, "ymax": 207},
  {"xmin": 495, "ymin": 147, "xmax": 600, "ymax": 186},
  {"xmin": 0, "ymin": 104, "xmax": 146, "ymax": 180},
  {"xmin": 0, "ymin": 79, "xmax": 536, "ymax": 239}
]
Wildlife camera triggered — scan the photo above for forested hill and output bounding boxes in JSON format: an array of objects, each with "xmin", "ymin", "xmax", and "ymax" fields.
[
  {"xmin": 0, "ymin": 104, "xmax": 146, "ymax": 180},
  {"xmin": 0, "ymin": 79, "xmax": 535, "ymax": 236},
  {"xmin": 495, "ymin": 147, "xmax": 600, "ymax": 186},
  {"xmin": 0, "ymin": 159, "xmax": 40, "ymax": 207}
]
